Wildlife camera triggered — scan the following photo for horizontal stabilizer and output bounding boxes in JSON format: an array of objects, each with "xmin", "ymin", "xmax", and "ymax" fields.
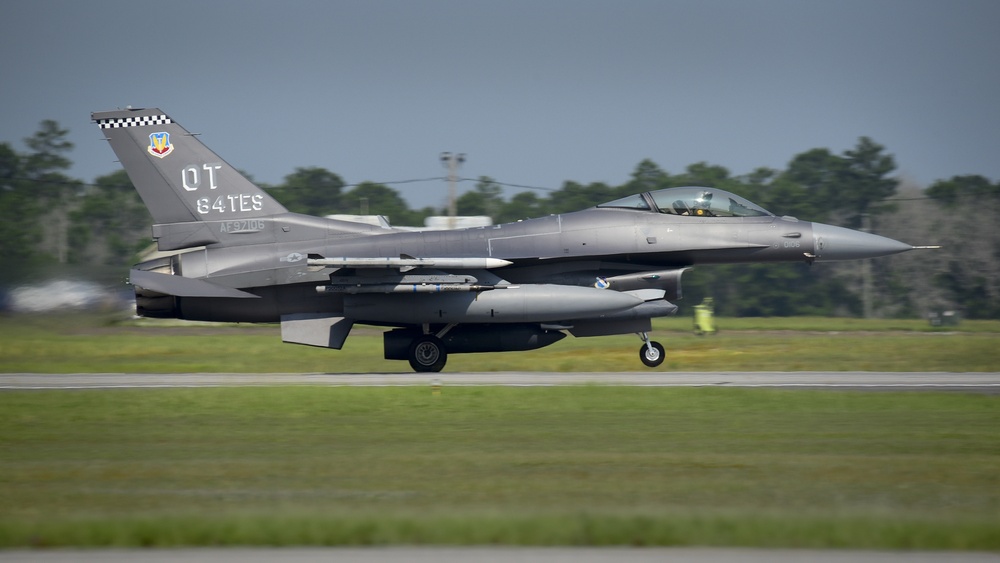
[{"xmin": 130, "ymin": 269, "xmax": 259, "ymax": 299}]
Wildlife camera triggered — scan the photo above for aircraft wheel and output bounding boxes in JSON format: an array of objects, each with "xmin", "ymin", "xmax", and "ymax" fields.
[
  {"xmin": 408, "ymin": 335, "xmax": 447, "ymax": 373},
  {"xmin": 639, "ymin": 341, "xmax": 665, "ymax": 368}
]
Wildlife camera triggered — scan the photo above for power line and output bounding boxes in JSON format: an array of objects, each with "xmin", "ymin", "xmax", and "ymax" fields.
[
  {"xmin": 460, "ymin": 177, "xmax": 560, "ymax": 193},
  {"xmin": 345, "ymin": 176, "xmax": 561, "ymax": 193},
  {"xmin": 341, "ymin": 176, "xmax": 449, "ymax": 189},
  {"xmin": 276, "ymin": 175, "xmax": 564, "ymax": 193}
]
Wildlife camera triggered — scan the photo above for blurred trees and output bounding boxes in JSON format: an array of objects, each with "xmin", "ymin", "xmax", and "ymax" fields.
[
  {"xmin": 340, "ymin": 181, "xmax": 428, "ymax": 226},
  {"xmin": 921, "ymin": 175, "xmax": 1000, "ymax": 318},
  {"xmin": 263, "ymin": 171, "xmax": 433, "ymax": 226},
  {"xmin": 0, "ymin": 142, "xmax": 42, "ymax": 269},
  {"xmin": 68, "ymin": 170, "xmax": 151, "ymax": 267},
  {"xmin": 267, "ymin": 167, "xmax": 345, "ymax": 216},
  {"xmin": 456, "ymin": 177, "xmax": 504, "ymax": 218},
  {"xmin": 1, "ymin": 117, "xmax": 995, "ymax": 318},
  {"xmin": 0, "ymin": 121, "xmax": 83, "ymax": 282},
  {"xmin": 840, "ymin": 137, "xmax": 898, "ymax": 227},
  {"xmin": 495, "ymin": 191, "xmax": 543, "ymax": 223}
]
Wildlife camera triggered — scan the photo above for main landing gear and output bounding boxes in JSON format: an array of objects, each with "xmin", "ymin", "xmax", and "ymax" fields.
[
  {"xmin": 638, "ymin": 332, "xmax": 665, "ymax": 368},
  {"xmin": 408, "ymin": 335, "xmax": 447, "ymax": 373}
]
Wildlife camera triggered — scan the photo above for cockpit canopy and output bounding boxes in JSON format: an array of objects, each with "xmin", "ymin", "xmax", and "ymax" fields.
[{"xmin": 597, "ymin": 187, "xmax": 773, "ymax": 218}]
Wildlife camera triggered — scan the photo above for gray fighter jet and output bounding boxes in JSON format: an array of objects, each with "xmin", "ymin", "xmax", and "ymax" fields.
[{"xmin": 93, "ymin": 107, "xmax": 922, "ymax": 372}]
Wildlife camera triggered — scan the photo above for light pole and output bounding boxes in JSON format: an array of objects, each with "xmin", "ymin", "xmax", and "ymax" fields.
[{"xmin": 440, "ymin": 152, "xmax": 465, "ymax": 229}]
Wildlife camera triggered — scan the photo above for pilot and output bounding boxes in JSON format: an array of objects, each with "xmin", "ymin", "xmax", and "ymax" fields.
[{"xmin": 693, "ymin": 192, "xmax": 714, "ymax": 217}]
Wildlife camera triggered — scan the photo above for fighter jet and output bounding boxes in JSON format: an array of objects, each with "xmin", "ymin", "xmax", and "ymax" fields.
[{"xmin": 93, "ymin": 107, "xmax": 922, "ymax": 372}]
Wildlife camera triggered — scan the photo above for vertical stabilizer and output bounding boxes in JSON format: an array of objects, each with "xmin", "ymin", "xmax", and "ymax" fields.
[{"xmin": 92, "ymin": 108, "xmax": 286, "ymax": 225}]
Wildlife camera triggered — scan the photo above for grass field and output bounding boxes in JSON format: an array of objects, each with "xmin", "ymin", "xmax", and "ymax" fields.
[
  {"xmin": 1, "ymin": 313, "xmax": 998, "ymax": 373},
  {"xmin": 1, "ymin": 314, "xmax": 998, "ymax": 548},
  {"xmin": 1, "ymin": 386, "xmax": 998, "ymax": 549}
]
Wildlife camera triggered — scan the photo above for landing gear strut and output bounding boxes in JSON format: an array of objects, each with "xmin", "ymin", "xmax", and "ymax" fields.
[{"xmin": 638, "ymin": 332, "xmax": 665, "ymax": 368}]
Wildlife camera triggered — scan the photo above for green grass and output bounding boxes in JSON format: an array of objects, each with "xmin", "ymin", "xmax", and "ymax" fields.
[
  {"xmin": 0, "ymin": 314, "xmax": 998, "ymax": 373},
  {"xmin": 1, "ymin": 387, "xmax": 998, "ymax": 548}
]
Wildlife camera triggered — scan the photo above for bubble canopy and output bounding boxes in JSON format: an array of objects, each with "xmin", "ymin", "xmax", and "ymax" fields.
[{"xmin": 597, "ymin": 187, "xmax": 773, "ymax": 218}]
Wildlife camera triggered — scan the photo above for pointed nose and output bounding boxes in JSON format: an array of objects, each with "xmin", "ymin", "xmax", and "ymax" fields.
[{"xmin": 812, "ymin": 223, "xmax": 913, "ymax": 261}]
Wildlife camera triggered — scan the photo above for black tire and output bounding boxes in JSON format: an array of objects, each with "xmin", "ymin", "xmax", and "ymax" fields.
[
  {"xmin": 408, "ymin": 335, "xmax": 447, "ymax": 373},
  {"xmin": 639, "ymin": 341, "xmax": 665, "ymax": 368}
]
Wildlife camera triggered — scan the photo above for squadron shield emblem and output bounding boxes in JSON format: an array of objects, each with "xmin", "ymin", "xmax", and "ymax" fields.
[{"xmin": 147, "ymin": 132, "xmax": 173, "ymax": 158}]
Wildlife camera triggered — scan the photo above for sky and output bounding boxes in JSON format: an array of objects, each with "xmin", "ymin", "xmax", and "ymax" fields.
[{"xmin": 2, "ymin": 0, "xmax": 999, "ymax": 210}]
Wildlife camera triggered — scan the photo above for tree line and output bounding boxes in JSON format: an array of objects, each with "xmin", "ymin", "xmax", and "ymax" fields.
[{"xmin": 2, "ymin": 120, "xmax": 998, "ymax": 318}]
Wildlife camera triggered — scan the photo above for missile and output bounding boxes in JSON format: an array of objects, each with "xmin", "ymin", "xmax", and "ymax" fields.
[
  {"xmin": 307, "ymin": 256, "xmax": 512, "ymax": 270},
  {"xmin": 317, "ymin": 283, "xmax": 507, "ymax": 294}
]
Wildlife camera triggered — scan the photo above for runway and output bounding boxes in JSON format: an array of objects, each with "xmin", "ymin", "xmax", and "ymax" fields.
[{"xmin": 3, "ymin": 371, "xmax": 999, "ymax": 392}]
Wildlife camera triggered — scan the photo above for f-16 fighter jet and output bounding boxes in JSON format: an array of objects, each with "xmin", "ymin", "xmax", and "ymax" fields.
[{"xmin": 93, "ymin": 108, "xmax": 922, "ymax": 372}]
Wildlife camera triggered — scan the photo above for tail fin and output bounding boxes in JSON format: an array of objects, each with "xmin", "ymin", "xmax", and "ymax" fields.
[{"xmin": 92, "ymin": 108, "xmax": 286, "ymax": 225}]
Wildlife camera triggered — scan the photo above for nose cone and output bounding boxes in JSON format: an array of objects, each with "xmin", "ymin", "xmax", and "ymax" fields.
[{"xmin": 812, "ymin": 223, "xmax": 913, "ymax": 261}]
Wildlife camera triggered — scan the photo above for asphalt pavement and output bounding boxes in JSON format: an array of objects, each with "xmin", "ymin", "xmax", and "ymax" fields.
[{"xmin": 2, "ymin": 371, "xmax": 999, "ymax": 392}]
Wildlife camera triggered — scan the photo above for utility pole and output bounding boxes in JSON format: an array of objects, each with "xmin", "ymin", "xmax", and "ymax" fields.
[{"xmin": 440, "ymin": 152, "xmax": 465, "ymax": 229}]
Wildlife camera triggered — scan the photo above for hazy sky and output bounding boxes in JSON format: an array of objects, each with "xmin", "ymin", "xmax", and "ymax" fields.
[{"xmin": 2, "ymin": 0, "xmax": 998, "ymax": 210}]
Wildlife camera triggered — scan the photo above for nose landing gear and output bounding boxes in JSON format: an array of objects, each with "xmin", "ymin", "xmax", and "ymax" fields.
[{"xmin": 638, "ymin": 332, "xmax": 665, "ymax": 368}]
